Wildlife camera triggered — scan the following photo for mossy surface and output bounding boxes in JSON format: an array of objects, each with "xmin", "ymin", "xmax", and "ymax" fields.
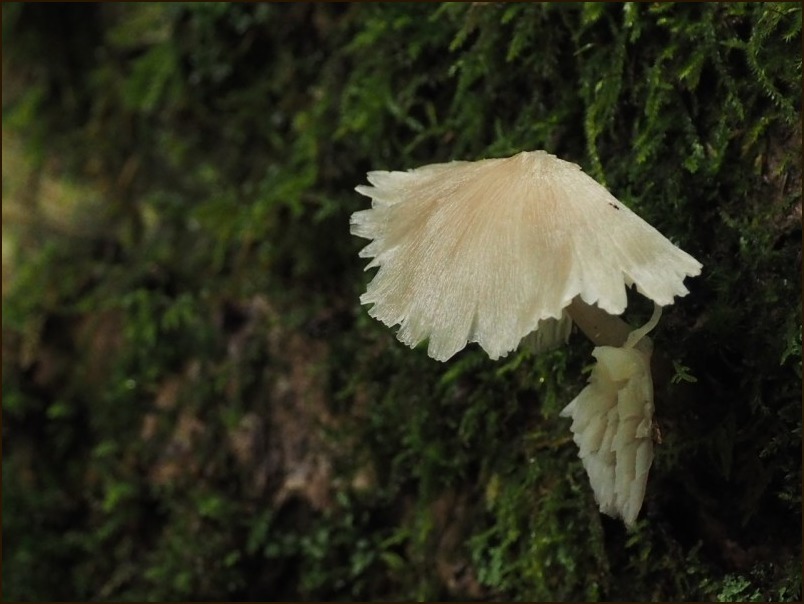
[{"xmin": 3, "ymin": 3, "xmax": 801, "ymax": 601}]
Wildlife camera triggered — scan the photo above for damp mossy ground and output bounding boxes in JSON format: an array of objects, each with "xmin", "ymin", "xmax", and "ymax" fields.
[{"xmin": 3, "ymin": 3, "xmax": 801, "ymax": 601}]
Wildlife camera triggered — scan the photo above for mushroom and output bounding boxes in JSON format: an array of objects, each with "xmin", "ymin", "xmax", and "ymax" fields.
[
  {"xmin": 350, "ymin": 150, "xmax": 702, "ymax": 526},
  {"xmin": 559, "ymin": 303, "xmax": 662, "ymax": 528},
  {"xmin": 351, "ymin": 150, "xmax": 701, "ymax": 359}
]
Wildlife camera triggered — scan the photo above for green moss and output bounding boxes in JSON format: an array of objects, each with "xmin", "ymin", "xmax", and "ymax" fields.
[{"xmin": 3, "ymin": 2, "xmax": 801, "ymax": 601}]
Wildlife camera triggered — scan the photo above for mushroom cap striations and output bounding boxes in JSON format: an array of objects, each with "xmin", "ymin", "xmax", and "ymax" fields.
[{"xmin": 350, "ymin": 150, "xmax": 702, "ymax": 362}]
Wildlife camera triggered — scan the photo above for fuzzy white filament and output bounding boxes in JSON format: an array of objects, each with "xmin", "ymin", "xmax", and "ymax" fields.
[
  {"xmin": 560, "ymin": 304, "xmax": 662, "ymax": 528},
  {"xmin": 351, "ymin": 151, "xmax": 702, "ymax": 361}
]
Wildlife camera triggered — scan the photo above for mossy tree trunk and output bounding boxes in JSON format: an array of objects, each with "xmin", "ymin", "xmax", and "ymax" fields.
[{"xmin": 3, "ymin": 3, "xmax": 800, "ymax": 601}]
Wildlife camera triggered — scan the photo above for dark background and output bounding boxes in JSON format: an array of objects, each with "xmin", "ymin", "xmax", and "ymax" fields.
[{"xmin": 2, "ymin": 3, "xmax": 801, "ymax": 601}]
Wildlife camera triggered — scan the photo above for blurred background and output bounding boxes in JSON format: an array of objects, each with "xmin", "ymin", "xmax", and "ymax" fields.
[{"xmin": 2, "ymin": 3, "xmax": 801, "ymax": 601}]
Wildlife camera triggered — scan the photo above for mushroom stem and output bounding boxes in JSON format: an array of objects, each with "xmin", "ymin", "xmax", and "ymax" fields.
[
  {"xmin": 566, "ymin": 297, "xmax": 654, "ymax": 353},
  {"xmin": 623, "ymin": 303, "xmax": 662, "ymax": 350}
]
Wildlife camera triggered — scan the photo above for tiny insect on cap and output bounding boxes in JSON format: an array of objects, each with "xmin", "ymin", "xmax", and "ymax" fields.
[{"xmin": 350, "ymin": 150, "xmax": 702, "ymax": 362}]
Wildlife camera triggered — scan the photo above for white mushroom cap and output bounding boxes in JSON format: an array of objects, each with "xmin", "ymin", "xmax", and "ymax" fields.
[
  {"xmin": 560, "ymin": 304, "xmax": 662, "ymax": 529},
  {"xmin": 350, "ymin": 151, "xmax": 702, "ymax": 362}
]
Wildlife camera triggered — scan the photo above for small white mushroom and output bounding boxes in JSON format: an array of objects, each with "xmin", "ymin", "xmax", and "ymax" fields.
[
  {"xmin": 560, "ymin": 304, "xmax": 662, "ymax": 529},
  {"xmin": 351, "ymin": 150, "xmax": 701, "ymax": 360},
  {"xmin": 350, "ymin": 150, "xmax": 703, "ymax": 529}
]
